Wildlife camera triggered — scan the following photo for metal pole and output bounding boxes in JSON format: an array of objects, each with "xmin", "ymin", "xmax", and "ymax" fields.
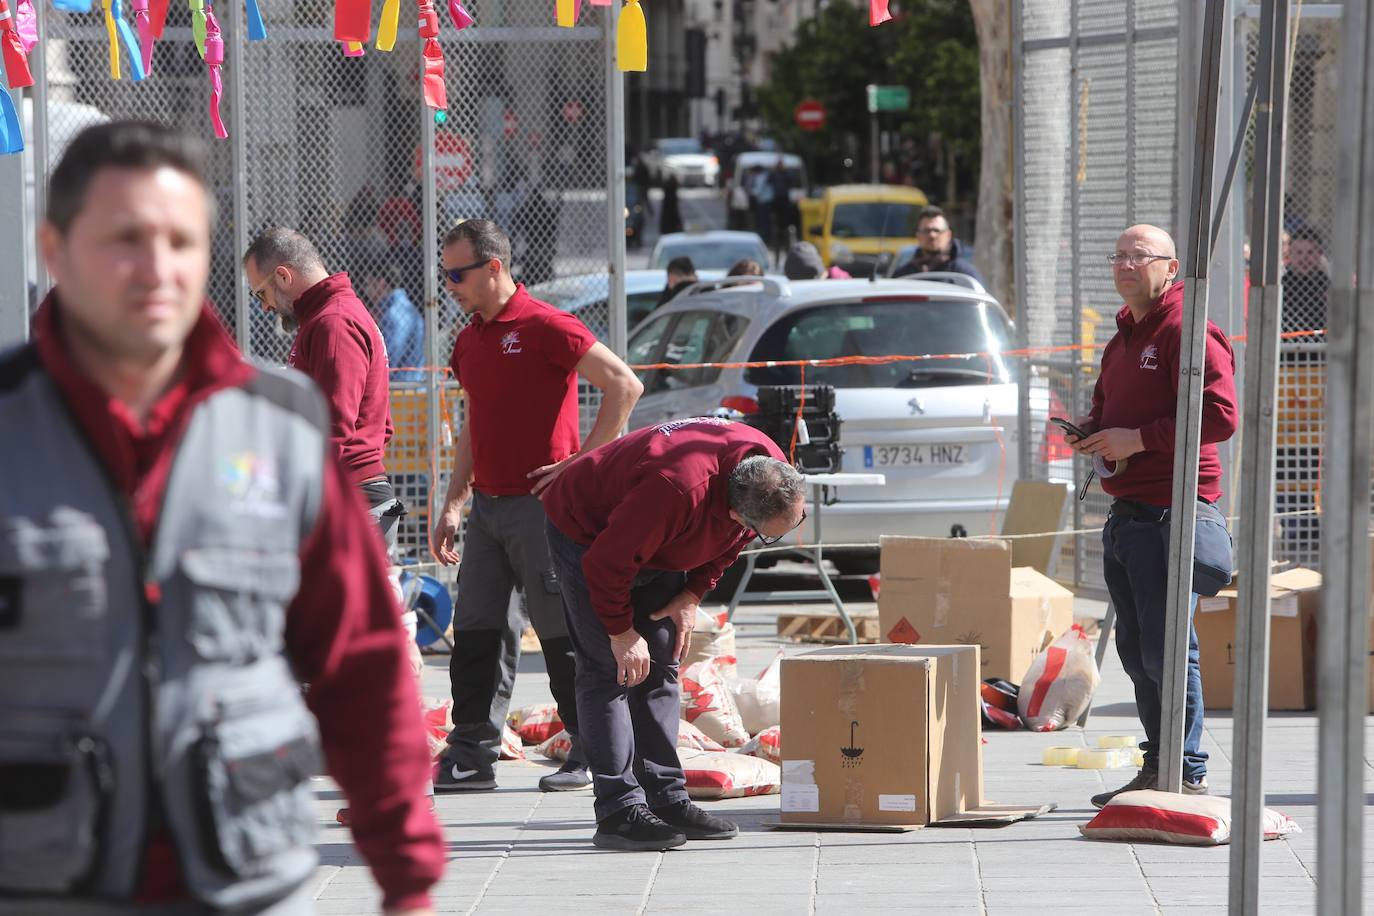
[
  {"xmin": 1011, "ymin": 0, "xmax": 1031, "ymax": 484},
  {"xmin": 421, "ymin": 89, "xmax": 442, "ymax": 542},
  {"xmin": 1318, "ymin": 0, "xmax": 1374, "ymax": 910},
  {"xmin": 1158, "ymin": 0, "xmax": 1226, "ymax": 796},
  {"xmin": 30, "ymin": 0, "xmax": 49, "ymax": 298},
  {"xmin": 605, "ymin": 1, "xmax": 627, "ymax": 357},
  {"xmin": 224, "ymin": 0, "xmax": 251, "ymax": 352},
  {"xmin": 1068, "ymin": 0, "xmax": 1083, "ymax": 589},
  {"xmin": 869, "ymin": 113, "xmax": 879, "ymax": 183},
  {"xmin": 0, "ymin": 78, "xmax": 28, "ymax": 343},
  {"xmin": 1229, "ymin": 1, "xmax": 1287, "ymax": 911}
]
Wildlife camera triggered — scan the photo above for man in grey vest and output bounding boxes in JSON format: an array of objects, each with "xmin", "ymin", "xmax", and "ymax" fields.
[{"xmin": 0, "ymin": 120, "xmax": 442, "ymax": 914}]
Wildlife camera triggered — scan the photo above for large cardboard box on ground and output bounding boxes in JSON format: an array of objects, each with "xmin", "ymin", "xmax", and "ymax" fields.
[
  {"xmin": 1195, "ymin": 568, "xmax": 1322, "ymax": 711},
  {"xmin": 779, "ymin": 644, "xmax": 1049, "ymax": 829},
  {"xmin": 877, "ymin": 537, "xmax": 1074, "ymax": 684}
]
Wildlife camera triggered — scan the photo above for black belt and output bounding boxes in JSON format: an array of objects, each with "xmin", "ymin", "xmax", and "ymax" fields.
[{"xmin": 1111, "ymin": 497, "xmax": 1213, "ymax": 524}]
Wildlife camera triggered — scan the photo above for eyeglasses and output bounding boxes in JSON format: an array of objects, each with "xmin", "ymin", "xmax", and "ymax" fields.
[
  {"xmin": 918, "ymin": 225, "xmax": 950, "ymax": 236},
  {"xmin": 440, "ymin": 258, "xmax": 495, "ymax": 284},
  {"xmin": 1107, "ymin": 252, "xmax": 1172, "ymax": 268},
  {"xmin": 248, "ymin": 280, "xmax": 269, "ymax": 306},
  {"xmin": 750, "ymin": 510, "xmax": 808, "ymax": 546}
]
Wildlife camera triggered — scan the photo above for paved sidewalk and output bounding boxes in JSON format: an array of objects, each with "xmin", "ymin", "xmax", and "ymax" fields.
[{"xmin": 308, "ymin": 592, "xmax": 1374, "ymax": 915}]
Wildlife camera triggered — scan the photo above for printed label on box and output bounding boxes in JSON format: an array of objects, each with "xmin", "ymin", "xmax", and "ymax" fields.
[
  {"xmin": 781, "ymin": 759, "xmax": 816, "ymax": 783},
  {"xmin": 878, "ymin": 793, "xmax": 917, "ymax": 812},
  {"xmin": 1272, "ymin": 595, "xmax": 1299, "ymax": 618},
  {"xmin": 781, "ymin": 783, "xmax": 820, "ymax": 813},
  {"xmin": 1198, "ymin": 597, "xmax": 1230, "ymax": 613}
]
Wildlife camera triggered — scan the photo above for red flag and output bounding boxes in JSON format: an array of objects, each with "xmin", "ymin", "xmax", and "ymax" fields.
[
  {"xmin": 334, "ymin": 0, "xmax": 371, "ymax": 42},
  {"xmin": 869, "ymin": 0, "xmax": 891, "ymax": 27}
]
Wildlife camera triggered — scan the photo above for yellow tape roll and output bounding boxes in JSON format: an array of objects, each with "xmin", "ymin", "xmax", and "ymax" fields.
[
  {"xmin": 1041, "ymin": 746, "xmax": 1080, "ymax": 767},
  {"xmin": 1096, "ymin": 735, "xmax": 1138, "ymax": 749}
]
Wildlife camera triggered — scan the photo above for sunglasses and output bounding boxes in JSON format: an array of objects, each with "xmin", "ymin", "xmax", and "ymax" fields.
[
  {"xmin": 440, "ymin": 258, "xmax": 495, "ymax": 284},
  {"xmin": 750, "ymin": 509, "xmax": 808, "ymax": 546}
]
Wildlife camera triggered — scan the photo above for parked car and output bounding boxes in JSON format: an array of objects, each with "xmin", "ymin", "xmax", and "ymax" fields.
[
  {"xmin": 528, "ymin": 268, "xmax": 726, "ymax": 338},
  {"xmin": 648, "ymin": 230, "xmax": 771, "ymax": 272},
  {"xmin": 798, "ymin": 184, "xmax": 930, "ymax": 277},
  {"xmin": 640, "ymin": 137, "xmax": 720, "ymax": 188},
  {"xmin": 623, "ymin": 276, "xmax": 1026, "ymax": 572}
]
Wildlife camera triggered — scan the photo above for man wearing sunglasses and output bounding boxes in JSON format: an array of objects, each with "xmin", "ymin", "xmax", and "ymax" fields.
[
  {"xmin": 1066, "ymin": 223, "xmax": 1237, "ymax": 810},
  {"xmin": 540, "ymin": 418, "xmax": 805, "ymax": 850},
  {"xmin": 431, "ymin": 219, "xmax": 644, "ymax": 794},
  {"xmin": 891, "ymin": 205, "xmax": 984, "ymax": 285}
]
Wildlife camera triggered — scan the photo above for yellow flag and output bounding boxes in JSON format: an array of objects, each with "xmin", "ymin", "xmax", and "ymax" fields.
[
  {"xmin": 103, "ymin": 0, "xmax": 122, "ymax": 79},
  {"xmin": 376, "ymin": 0, "xmax": 400, "ymax": 51},
  {"xmin": 617, "ymin": 0, "xmax": 646, "ymax": 72}
]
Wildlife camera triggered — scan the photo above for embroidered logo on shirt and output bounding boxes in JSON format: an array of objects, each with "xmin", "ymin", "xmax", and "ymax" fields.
[
  {"xmin": 653, "ymin": 417, "xmax": 733, "ymax": 437},
  {"xmin": 1140, "ymin": 345, "xmax": 1159, "ymax": 371},
  {"xmin": 219, "ymin": 452, "xmax": 287, "ymax": 519},
  {"xmin": 500, "ymin": 331, "xmax": 523, "ymax": 355}
]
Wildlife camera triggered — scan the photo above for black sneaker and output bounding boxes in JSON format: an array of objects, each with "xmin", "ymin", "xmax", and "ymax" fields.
[
  {"xmin": 538, "ymin": 759, "xmax": 592, "ymax": 792},
  {"xmin": 593, "ymin": 804, "xmax": 687, "ymax": 851},
  {"xmin": 650, "ymin": 800, "xmax": 739, "ymax": 840},
  {"xmin": 1090, "ymin": 769, "xmax": 1209, "ymax": 809},
  {"xmin": 433, "ymin": 759, "xmax": 497, "ymax": 792}
]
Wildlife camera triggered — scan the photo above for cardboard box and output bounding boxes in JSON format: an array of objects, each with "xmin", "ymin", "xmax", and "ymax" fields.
[
  {"xmin": 779, "ymin": 644, "xmax": 1049, "ymax": 830},
  {"xmin": 1195, "ymin": 568, "xmax": 1322, "ymax": 711},
  {"xmin": 877, "ymin": 537, "xmax": 1075, "ymax": 684}
]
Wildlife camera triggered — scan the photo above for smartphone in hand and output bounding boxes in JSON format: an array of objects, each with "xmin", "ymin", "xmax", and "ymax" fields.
[{"xmin": 1050, "ymin": 416, "xmax": 1089, "ymax": 441}]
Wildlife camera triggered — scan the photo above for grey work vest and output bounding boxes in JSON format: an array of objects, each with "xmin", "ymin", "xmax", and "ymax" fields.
[{"xmin": 0, "ymin": 345, "xmax": 328, "ymax": 913}]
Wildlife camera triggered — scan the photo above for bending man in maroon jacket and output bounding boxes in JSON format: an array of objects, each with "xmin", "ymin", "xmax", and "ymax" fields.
[
  {"xmin": 16, "ymin": 120, "xmax": 440, "ymax": 913},
  {"xmin": 541, "ymin": 418, "xmax": 807, "ymax": 850},
  {"xmin": 1067, "ymin": 224, "xmax": 1238, "ymax": 809}
]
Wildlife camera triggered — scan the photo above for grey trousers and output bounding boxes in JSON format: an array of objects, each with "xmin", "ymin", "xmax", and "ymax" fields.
[
  {"xmin": 545, "ymin": 519, "xmax": 689, "ymax": 822},
  {"xmin": 446, "ymin": 492, "xmax": 581, "ymax": 769}
]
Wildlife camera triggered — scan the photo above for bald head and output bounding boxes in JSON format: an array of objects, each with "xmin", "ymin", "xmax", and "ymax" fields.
[{"xmin": 1112, "ymin": 224, "xmax": 1180, "ymax": 316}]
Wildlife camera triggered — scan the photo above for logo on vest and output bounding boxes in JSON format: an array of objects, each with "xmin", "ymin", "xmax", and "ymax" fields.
[
  {"xmin": 653, "ymin": 417, "xmax": 733, "ymax": 437},
  {"xmin": 1140, "ymin": 344, "xmax": 1159, "ymax": 371},
  {"xmin": 500, "ymin": 331, "xmax": 523, "ymax": 355},
  {"xmin": 219, "ymin": 453, "xmax": 287, "ymax": 519}
]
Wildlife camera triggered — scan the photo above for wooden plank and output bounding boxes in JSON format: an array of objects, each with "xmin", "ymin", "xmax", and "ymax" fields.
[{"xmin": 776, "ymin": 610, "xmax": 880, "ymax": 644}]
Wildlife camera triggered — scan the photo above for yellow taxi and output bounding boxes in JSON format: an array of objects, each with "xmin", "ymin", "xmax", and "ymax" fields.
[{"xmin": 798, "ymin": 184, "xmax": 931, "ymax": 275}]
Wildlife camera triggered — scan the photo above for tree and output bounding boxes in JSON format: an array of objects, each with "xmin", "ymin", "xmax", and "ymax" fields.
[
  {"xmin": 968, "ymin": 0, "xmax": 1013, "ymax": 315},
  {"xmin": 756, "ymin": 0, "xmax": 980, "ymax": 198}
]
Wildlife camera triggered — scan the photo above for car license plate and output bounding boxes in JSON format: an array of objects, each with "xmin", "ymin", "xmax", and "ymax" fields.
[{"xmin": 863, "ymin": 444, "xmax": 967, "ymax": 468}]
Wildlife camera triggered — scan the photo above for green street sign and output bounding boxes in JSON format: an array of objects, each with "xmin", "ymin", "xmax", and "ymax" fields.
[{"xmin": 866, "ymin": 84, "xmax": 910, "ymax": 113}]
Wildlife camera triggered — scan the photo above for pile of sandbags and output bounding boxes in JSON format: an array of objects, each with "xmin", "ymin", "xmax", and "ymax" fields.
[{"xmin": 675, "ymin": 648, "xmax": 785, "ymax": 799}]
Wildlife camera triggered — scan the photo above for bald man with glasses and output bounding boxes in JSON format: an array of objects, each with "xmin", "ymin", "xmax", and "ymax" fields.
[{"xmin": 1064, "ymin": 223, "xmax": 1237, "ymax": 810}]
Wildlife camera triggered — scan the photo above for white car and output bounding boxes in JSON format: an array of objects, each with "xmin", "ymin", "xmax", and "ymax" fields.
[
  {"xmin": 648, "ymin": 231, "xmax": 771, "ymax": 272},
  {"xmin": 623, "ymin": 275, "xmax": 1026, "ymax": 573},
  {"xmin": 643, "ymin": 137, "xmax": 719, "ymax": 188},
  {"xmin": 527, "ymin": 268, "xmax": 725, "ymax": 337}
]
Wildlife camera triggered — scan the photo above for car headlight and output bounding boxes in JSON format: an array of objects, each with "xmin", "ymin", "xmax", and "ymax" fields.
[{"xmin": 830, "ymin": 242, "xmax": 854, "ymax": 265}]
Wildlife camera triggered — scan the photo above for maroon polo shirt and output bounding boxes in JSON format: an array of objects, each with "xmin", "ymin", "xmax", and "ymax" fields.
[
  {"xmin": 31, "ymin": 293, "xmax": 443, "ymax": 911},
  {"xmin": 286, "ymin": 273, "xmax": 393, "ymax": 484},
  {"xmin": 448, "ymin": 284, "xmax": 598, "ymax": 495},
  {"xmin": 541, "ymin": 419, "xmax": 787, "ymax": 635},
  {"xmin": 1087, "ymin": 282, "xmax": 1239, "ymax": 505}
]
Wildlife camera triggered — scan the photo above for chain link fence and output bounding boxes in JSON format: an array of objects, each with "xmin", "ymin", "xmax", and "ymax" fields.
[
  {"xmin": 1014, "ymin": 0, "xmax": 1180, "ymax": 598},
  {"xmin": 29, "ymin": 0, "xmax": 617, "ymax": 569}
]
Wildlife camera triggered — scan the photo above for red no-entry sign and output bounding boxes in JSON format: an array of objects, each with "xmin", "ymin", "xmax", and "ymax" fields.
[{"xmin": 795, "ymin": 99, "xmax": 826, "ymax": 132}]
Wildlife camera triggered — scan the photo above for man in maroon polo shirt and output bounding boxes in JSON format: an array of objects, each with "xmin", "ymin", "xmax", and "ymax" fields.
[
  {"xmin": 1067, "ymin": 223, "xmax": 1237, "ymax": 809},
  {"xmin": 541, "ymin": 418, "xmax": 806, "ymax": 850},
  {"xmin": 13, "ymin": 120, "xmax": 440, "ymax": 913},
  {"xmin": 430, "ymin": 219, "xmax": 644, "ymax": 792},
  {"xmin": 243, "ymin": 228, "xmax": 427, "ymax": 820}
]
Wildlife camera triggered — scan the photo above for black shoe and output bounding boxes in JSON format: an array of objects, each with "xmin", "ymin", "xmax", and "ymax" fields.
[
  {"xmin": 433, "ymin": 759, "xmax": 497, "ymax": 792},
  {"xmin": 539, "ymin": 759, "xmax": 592, "ymax": 792},
  {"xmin": 1090, "ymin": 767, "xmax": 1209, "ymax": 809},
  {"xmin": 650, "ymin": 800, "xmax": 739, "ymax": 840},
  {"xmin": 593, "ymin": 804, "xmax": 687, "ymax": 851}
]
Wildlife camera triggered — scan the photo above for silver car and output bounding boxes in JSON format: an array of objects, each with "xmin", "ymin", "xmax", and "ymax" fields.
[
  {"xmin": 624, "ymin": 275, "xmax": 1022, "ymax": 572},
  {"xmin": 648, "ymin": 231, "xmax": 772, "ymax": 272}
]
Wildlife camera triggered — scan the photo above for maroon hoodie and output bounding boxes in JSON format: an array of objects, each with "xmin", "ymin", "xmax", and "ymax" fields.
[
  {"xmin": 1087, "ymin": 282, "xmax": 1238, "ymax": 505},
  {"xmin": 541, "ymin": 419, "xmax": 786, "ymax": 635},
  {"xmin": 286, "ymin": 273, "xmax": 393, "ymax": 484}
]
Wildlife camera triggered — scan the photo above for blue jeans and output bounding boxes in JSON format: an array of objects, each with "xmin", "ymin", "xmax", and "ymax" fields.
[
  {"xmin": 545, "ymin": 519, "xmax": 690, "ymax": 822},
  {"xmin": 1102, "ymin": 509, "xmax": 1209, "ymax": 782}
]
